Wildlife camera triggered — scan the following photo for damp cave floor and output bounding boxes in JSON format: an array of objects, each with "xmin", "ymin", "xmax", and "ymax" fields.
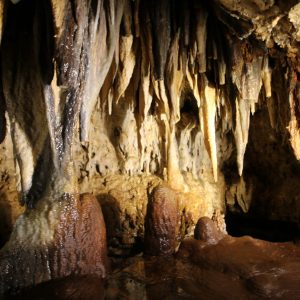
[{"xmin": 6, "ymin": 233, "xmax": 300, "ymax": 300}]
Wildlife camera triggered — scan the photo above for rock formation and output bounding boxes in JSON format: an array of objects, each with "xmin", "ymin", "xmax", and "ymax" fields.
[
  {"xmin": 144, "ymin": 185, "xmax": 180, "ymax": 256},
  {"xmin": 1, "ymin": 0, "xmax": 300, "ymax": 294},
  {"xmin": 0, "ymin": 193, "xmax": 108, "ymax": 295},
  {"xmin": 194, "ymin": 216, "xmax": 225, "ymax": 244}
]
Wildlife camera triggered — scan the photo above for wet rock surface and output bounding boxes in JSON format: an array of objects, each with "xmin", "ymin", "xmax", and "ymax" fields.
[
  {"xmin": 6, "ymin": 275, "xmax": 105, "ymax": 300},
  {"xmin": 2, "ymin": 0, "xmax": 300, "ymax": 298},
  {"xmin": 7, "ymin": 234, "xmax": 300, "ymax": 300},
  {"xmin": 194, "ymin": 216, "xmax": 225, "ymax": 244},
  {"xmin": 0, "ymin": 193, "xmax": 108, "ymax": 296},
  {"xmin": 144, "ymin": 185, "xmax": 180, "ymax": 256}
]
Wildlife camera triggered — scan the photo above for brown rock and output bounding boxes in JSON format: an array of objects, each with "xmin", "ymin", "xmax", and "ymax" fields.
[
  {"xmin": 6, "ymin": 275, "xmax": 104, "ymax": 300},
  {"xmin": 194, "ymin": 217, "xmax": 225, "ymax": 244},
  {"xmin": 144, "ymin": 185, "xmax": 180, "ymax": 256},
  {"xmin": 0, "ymin": 193, "xmax": 108, "ymax": 295},
  {"xmin": 49, "ymin": 193, "xmax": 108, "ymax": 279}
]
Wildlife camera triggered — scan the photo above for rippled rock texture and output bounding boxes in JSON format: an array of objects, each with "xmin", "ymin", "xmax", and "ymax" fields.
[
  {"xmin": 0, "ymin": 194, "xmax": 108, "ymax": 296},
  {"xmin": 144, "ymin": 185, "xmax": 180, "ymax": 256}
]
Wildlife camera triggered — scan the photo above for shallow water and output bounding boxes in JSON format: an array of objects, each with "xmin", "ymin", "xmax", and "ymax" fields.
[{"xmin": 7, "ymin": 235, "xmax": 300, "ymax": 300}]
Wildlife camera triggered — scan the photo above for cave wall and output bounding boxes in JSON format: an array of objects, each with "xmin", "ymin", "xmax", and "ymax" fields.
[{"xmin": 0, "ymin": 0, "xmax": 300, "ymax": 251}]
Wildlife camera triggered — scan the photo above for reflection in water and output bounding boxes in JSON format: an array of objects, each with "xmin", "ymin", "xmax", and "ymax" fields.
[
  {"xmin": 6, "ymin": 275, "xmax": 104, "ymax": 300},
  {"xmin": 7, "ymin": 235, "xmax": 300, "ymax": 300}
]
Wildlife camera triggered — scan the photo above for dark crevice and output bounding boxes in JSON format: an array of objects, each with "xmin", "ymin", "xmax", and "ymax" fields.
[
  {"xmin": 226, "ymin": 211, "xmax": 300, "ymax": 243},
  {"xmin": 0, "ymin": 65, "xmax": 6, "ymax": 144}
]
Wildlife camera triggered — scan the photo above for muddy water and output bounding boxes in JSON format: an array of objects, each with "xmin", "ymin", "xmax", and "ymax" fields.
[{"xmin": 7, "ymin": 235, "xmax": 300, "ymax": 300}]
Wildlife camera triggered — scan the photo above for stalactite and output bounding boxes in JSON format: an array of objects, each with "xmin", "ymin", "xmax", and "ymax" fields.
[
  {"xmin": 100, "ymin": 57, "xmax": 117, "ymax": 116},
  {"xmin": 262, "ymin": 55, "xmax": 272, "ymax": 98},
  {"xmin": 226, "ymin": 177, "xmax": 253, "ymax": 213},
  {"xmin": 191, "ymin": 131, "xmax": 202, "ymax": 179},
  {"xmin": 183, "ymin": 1, "xmax": 190, "ymax": 47},
  {"xmin": 178, "ymin": 113, "xmax": 196, "ymax": 173},
  {"xmin": 203, "ymin": 80, "xmax": 218, "ymax": 182},
  {"xmin": 0, "ymin": 2, "xmax": 5, "ymax": 145},
  {"xmin": 234, "ymin": 97, "xmax": 251, "ymax": 176},
  {"xmin": 114, "ymin": 2, "xmax": 136, "ymax": 103},
  {"xmin": 194, "ymin": 4, "xmax": 208, "ymax": 73},
  {"xmin": 153, "ymin": 80, "xmax": 170, "ymax": 121},
  {"xmin": 288, "ymin": 77, "xmax": 300, "ymax": 160},
  {"xmin": 139, "ymin": 66, "xmax": 151, "ymax": 120},
  {"xmin": 147, "ymin": 0, "xmax": 171, "ymax": 80},
  {"xmin": 44, "ymin": 85, "xmax": 61, "ymax": 168},
  {"xmin": 167, "ymin": 118, "xmax": 188, "ymax": 191},
  {"xmin": 267, "ymin": 96, "xmax": 276, "ymax": 129},
  {"xmin": 133, "ymin": 0, "xmax": 140, "ymax": 37},
  {"xmin": 0, "ymin": 0, "xmax": 5, "ymax": 45},
  {"xmin": 80, "ymin": 0, "xmax": 124, "ymax": 142},
  {"xmin": 1, "ymin": 0, "xmax": 54, "ymax": 205},
  {"xmin": 114, "ymin": 35, "xmax": 136, "ymax": 103},
  {"xmin": 219, "ymin": 89, "xmax": 233, "ymax": 134},
  {"xmin": 0, "ymin": 0, "xmax": 296, "ymax": 211},
  {"xmin": 12, "ymin": 122, "xmax": 34, "ymax": 196},
  {"xmin": 166, "ymin": 32, "xmax": 183, "ymax": 124},
  {"xmin": 232, "ymin": 44, "xmax": 264, "ymax": 114},
  {"xmin": 186, "ymin": 68, "xmax": 204, "ymax": 134},
  {"xmin": 218, "ymin": 55, "xmax": 226, "ymax": 86}
]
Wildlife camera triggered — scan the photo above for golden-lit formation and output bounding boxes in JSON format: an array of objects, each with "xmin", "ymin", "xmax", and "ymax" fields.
[{"xmin": 1, "ymin": 0, "xmax": 300, "ymax": 297}]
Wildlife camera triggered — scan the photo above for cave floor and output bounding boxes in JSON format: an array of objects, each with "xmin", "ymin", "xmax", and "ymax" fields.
[{"xmin": 7, "ymin": 234, "xmax": 300, "ymax": 300}]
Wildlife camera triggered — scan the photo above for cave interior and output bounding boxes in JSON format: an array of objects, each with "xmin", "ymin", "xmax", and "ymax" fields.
[{"xmin": 1, "ymin": 0, "xmax": 300, "ymax": 299}]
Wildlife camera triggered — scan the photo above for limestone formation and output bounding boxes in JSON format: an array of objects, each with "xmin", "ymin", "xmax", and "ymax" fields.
[
  {"xmin": 194, "ymin": 217, "xmax": 225, "ymax": 245},
  {"xmin": 1, "ymin": 0, "xmax": 300, "ymax": 295},
  {"xmin": 0, "ymin": 193, "xmax": 108, "ymax": 295},
  {"xmin": 144, "ymin": 185, "xmax": 180, "ymax": 256}
]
